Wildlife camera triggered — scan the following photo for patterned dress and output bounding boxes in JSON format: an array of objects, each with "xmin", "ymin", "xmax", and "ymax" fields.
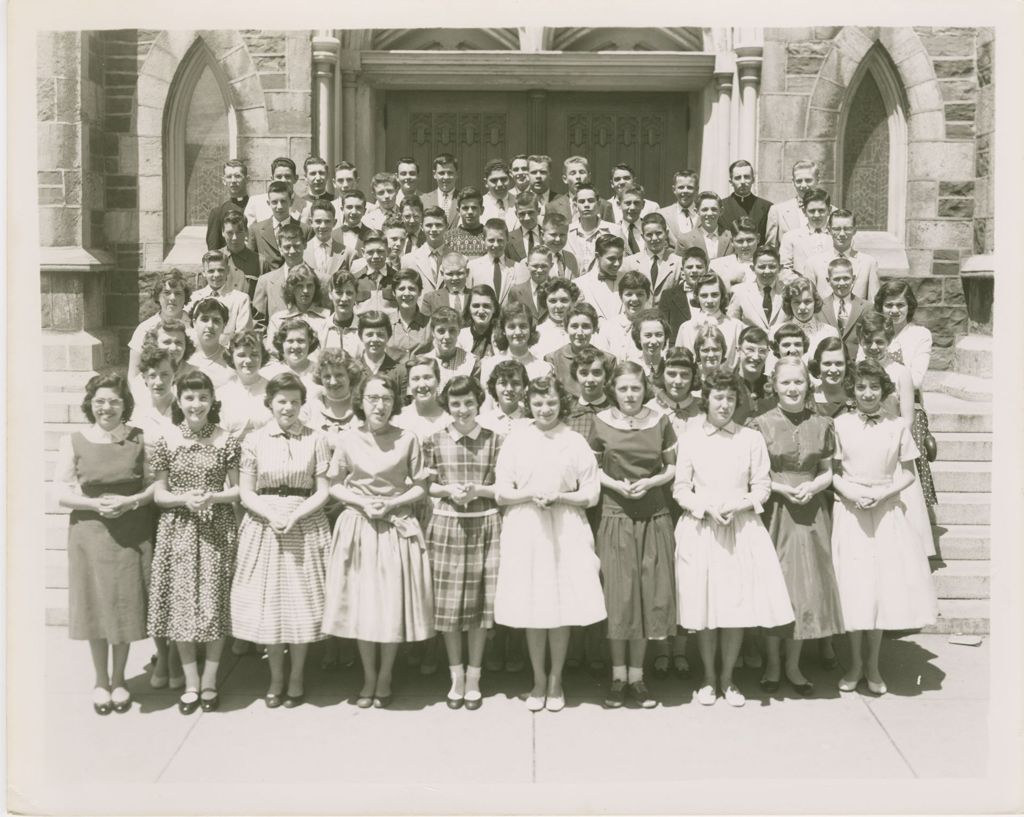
[
  {"xmin": 589, "ymin": 408, "xmax": 678, "ymax": 640},
  {"xmin": 148, "ymin": 423, "xmax": 241, "ymax": 642},
  {"xmin": 230, "ymin": 424, "xmax": 331, "ymax": 644},
  {"xmin": 749, "ymin": 407, "xmax": 844, "ymax": 639},
  {"xmin": 322, "ymin": 425, "xmax": 435, "ymax": 643},
  {"xmin": 58, "ymin": 427, "xmax": 153, "ymax": 642},
  {"xmin": 423, "ymin": 425, "xmax": 502, "ymax": 632}
]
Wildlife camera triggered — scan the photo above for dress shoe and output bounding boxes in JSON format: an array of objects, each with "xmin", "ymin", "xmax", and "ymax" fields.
[
  {"xmin": 111, "ymin": 687, "xmax": 132, "ymax": 713},
  {"xmin": 525, "ymin": 695, "xmax": 545, "ymax": 712},
  {"xmin": 355, "ymin": 695, "xmax": 374, "ymax": 709},
  {"xmin": 651, "ymin": 656, "xmax": 670, "ymax": 681},
  {"xmin": 838, "ymin": 675, "xmax": 861, "ymax": 693},
  {"xmin": 786, "ymin": 675, "xmax": 814, "ymax": 697},
  {"xmin": 93, "ymin": 687, "xmax": 112, "ymax": 716},
  {"xmin": 723, "ymin": 685, "xmax": 746, "ymax": 707},
  {"xmin": 694, "ymin": 685, "xmax": 717, "ymax": 706},
  {"xmin": 200, "ymin": 689, "xmax": 220, "ymax": 712},
  {"xmin": 673, "ymin": 656, "xmax": 693, "ymax": 680},
  {"xmin": 372, "ymin": 694, "xmax": 392, "ymax": 709},
  {"xmin": 758, "ymin": 677, "xmax": 780, "ymax": 694},
  {"xmin": 264, "ymin": 692, "xmax": 284, "ymax": 709},
  {"xmin": 283, "ymin": 693, "xmax": 304, "ymax": 708},
  {"xmin": 178, "ymin": 690, "xmax": 201, "ymax": 715},
  {"xmin": 463, "ymin": 694, "xmax": 482, "ymax": 711},
  {"xmin": 545, "ymin": 695, "xmax": 565, "ymax": 712},
  {"xmin": 866, "ymin": 679, "xmax": 887, "ymax": 696}
]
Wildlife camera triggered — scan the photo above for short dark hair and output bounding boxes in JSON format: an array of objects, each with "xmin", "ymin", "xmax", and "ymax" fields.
[
  {"xmin": 699, "ymin": 367, "xmax": 743, "ymax": 414},
  {"xmin": 847, "ymin": 358, "xmax": 895, "ymax": 399},
  {"xmin": 570, "ymin": 346, "xmax": 614, "ymax": 383},
  {"xmin": 358, "ymin": 310, "xmax": 394, "ymax": 339},
  {"xmin": 394, "ymin": 269, "xmax": 424, "ymax": 294},
  {"xmin": 353, "ymin": 374, "xmax": 402, "ymax": 422},
  {"xmin": 431, "ymin": 304, "xmax": 464, "ymax": 331},
  {"xmin": 304, "ymin": 155, "xmax": 328, "ymax": 173},
  {"xmin": 494, "ymin": 301, "xmax": 539, "ymax": 351},
  {"xmin": 264, "ymin": 372, "xmax": 307, "ymax": 408},
  {"xmin": 330, "ymin": 270, "xmax": 358, "ymax": 294},
  {"xmin": 223, "ymin": 159, "xmax": 248, "ymax": 176},
  {"xmin": 658, "ymin": 346, "xmax": 700, "ymax": 393},
  {"xmin": 278, "ymin": 223, "xmax": 305, "ymax": 244},
  {"xmin": 539, "ymin": 278, "xmax": 579, "ymax": 308},
  {"xmin": 228, "ymin": 329, "xmax": 267, "ymax": 368},
  {"xmin": 595, "ymin": 233, "xmax": 625, "ymax": 258},
  {"xmin": 150, "ymin": 268, "xmax": 192, "ymax": 305},
  {"xmin": 738, "ymin": 325, "xmax": 771, "ymax": 347},
  {"xmin": 808, "ymin": 335, "xmax": 852, "ymax": 384},
  {"xmin": 640, "ymin": 212, "xmax": 667, "ymax": 230},
  {"xmin": 856, "ymin": 310, "xmax": 895, "ymax": 345},
  {"xmin": 404, "ymin": 354, "xmax": 441, "ymax": 385},
  {"xmin": 273, "ymin": 317, "xmax": 320, "ymax": 361},
  {"xmin": 144, "ymin": 318, "xmax": 195, "ymax": 362},
  {"xmin": 752, "ymin": 244, "xmax": 780, "ymax": 266},
  {"xmin": 523, "ymin": 375, "xmax": 573, "ymax": 421},
  {"xmin": 401, "ymin": 195, "xmax": 424, "ymax": 215},
  {"xmin": 190, "ymin": 297, "xmax": 229, "ymax": 325},
  {"xmin": 422, "ymin": 205, "xmax": 447, "ymax": 222},
  {"xmin": 170, "ymin": 370, "xmax": 221, "ymax": 425},
  {"xmin": 692, "ymin": 272, "xmax": 728, "ymax": 304},
  {"xmin": 565, "ymin": 301, "xmax": 598, "ymax": 331},
  {"xmin": 619, "ymin": 270, "xmax": 651, "ymax": 298},
  {"xmin": 271, "ymin": 157, "xmax": 297, "ymax": 176},
  {"xmin": 771, "ymin": 322, "xmax": 810, "ymax": 356},
  {"xmin": 732, "ymin": 216, "xmax": 759, "ymax": 238},
  {"xmin": 681, "ymin": 246, "xmax": 709, "ymax": 267},
  {"xmin": 439, "ymin": 374, "xmax": 486, "ymax": 411},
  {"xmin": 486, "ymin": 359, "xmax": 528, "ymax": 401},
  {"xmin": 728, "ymin": 159, "xmax": 754, "ymax": 178},
  {"xmin": 874, "ymin": 280, "xmax": 919, "ymax": 322},
  {"xmin": 542, "ymin": 212, "xmax": 569, "ymax": 231},
  {"xmin": 396, "ymin": 156, "xmax": 419, "ymax": 172},
  {"xmin": 310, "ymin": 200, "xmax": 336, "ymax": 220},
  {"xmin": 630, "ymin": 308, "xmax": 670, "ymax": 348},
  {"xmin": 334, "ymin": 160, "xmax": 358, "ymax": 175},
  {"xmin": 267, "ymin": 180, "xmax": 294, "ymax": 197},
  {"xmin": 801, "ymin": 187, "xmax": 831, "ymax": 209},
  {"xmin": 433, "ymin": 153, "xmax": 458, "ymax": 171},
  {"xmin": 483, "ymin": 158, "xmax": 510, "ymax": 177},
  {"xmin": 828, "ymin": 208, "xmax": 856, "ymax": 228},
  {"xmin": 82, "ymin": 373, "xmax": 135, "ymax": 424},
  {"xmin": 457, "ymin": 186, "xmax": 483, "ymax": 207},
  {"xmin": 137, "ymin": 345, "xmax": 174, "ymax": 375}
]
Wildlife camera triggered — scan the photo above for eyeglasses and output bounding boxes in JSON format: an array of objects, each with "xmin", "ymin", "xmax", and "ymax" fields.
[
  {"xmin": 91, "ymin": 398, "xmax": 124, "ymax": 407},
  {"xmin": 363, "ymin": 395, "xmax": 394, "ymax": 403}
]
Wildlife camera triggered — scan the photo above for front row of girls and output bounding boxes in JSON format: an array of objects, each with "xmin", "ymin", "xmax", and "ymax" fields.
[{"xmin": 60, "ymin": 332, "xmax": 936, "ymax": 715}]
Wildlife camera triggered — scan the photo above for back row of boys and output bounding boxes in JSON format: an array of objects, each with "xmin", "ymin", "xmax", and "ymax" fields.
[{"xmin": 203, "ymin": 152, "xmax": 879, "ymax": 336}]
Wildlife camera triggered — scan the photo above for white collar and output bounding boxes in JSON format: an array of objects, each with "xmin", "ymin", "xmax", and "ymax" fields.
[
  {"xmin": 448, "ymin": 423, "xmax": 483, "ymax": 441},
  {"xmin": 85, "ymin": 423, "xmax": 131, "ymax": 443},
  {"xmin": 702, "ymin": 419, "xmax": 739, "ymax": 436},
  {"xmin": 596, "ymin": 406, "xmax": 661, "ymax": 431}
]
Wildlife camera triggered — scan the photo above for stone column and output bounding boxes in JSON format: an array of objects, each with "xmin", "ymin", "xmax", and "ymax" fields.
[
  {"xmin": 700, "ymin": 54, "xmax": 734, "ymax": 195},
  {"xmin": 526, "ymin": 90, "xmax": 547, "ymax": 154},
  {"xmin": 355, "ymin": 80, "xmax": 376, "ymax": 180},
  {"xmin": 735, "ymin": 45, "xmax": 763, "ymax": 168},
  {"xmin": 341, "ymin": 72, "xmax": 357, "ymax": 162},
  {"xmin": 312, "ymin": 34, "xmax": 340, "ymax": 164}
]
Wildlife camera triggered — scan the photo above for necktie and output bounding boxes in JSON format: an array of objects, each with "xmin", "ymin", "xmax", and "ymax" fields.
[
  {"xmin": 837, "ymin": 298, "xmax": 848, "ymax": 333},
  {"xmin": 405, "ymin": 235, "xmax": 414, "ymax": 254},
  {"xmin": 318, "ymin": 242, "xmax": 330, "ymax": 275},
  {"xmin": 650, "ymin": 257, "xmax": 660, "ymax": 291},
  {"xmin": 527, "ymin": 230, "xmax": 535, "ymax": 254},
  {"xmin": 496, "ymin": 197, "xmax": 505, "ymax": 213},
  {"xmin": 492, "ymin": 258, "xmax": 503, "ymax": 298},
  {"xmin": 431, "ymin": 251, "xmax": 441, "ymax": 281},
  {"xmin": 627, "ymin": 223, "xmax": 639, "ymax": 255},
  {"xmin": 535, "ymin": 287, "xmax": 543, "ymax": 314},
  {"xmin": 762, "ymin": 286, "xmax": 773, "ymax": 322}
]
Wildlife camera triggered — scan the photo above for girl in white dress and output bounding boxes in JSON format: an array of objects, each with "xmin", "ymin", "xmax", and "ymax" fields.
[
  {"xmin": 494, "ymin": 376, "xmax": 605, "ymax": 712},
  {"xmin": 673, "ymin": 368, "xmax": 794, "ymax": 707},
  {"xmin": 831, "ymin": 360, "xmax": 937, "ymax": 695}
]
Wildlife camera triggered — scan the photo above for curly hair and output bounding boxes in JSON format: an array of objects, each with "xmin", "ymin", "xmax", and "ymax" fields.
[
  {"xmin": 228, "ymin": 329, "xmax": 267, "ymax": 369},
  {"xmin": 439, "ymin": 374, "xmax": 486, "ymax": 412},
  {"xmin": 170, "ymin": 370, "xmax": 221, "ymax": 425},
  {"xmin": 149, "ymin": 268, "xmax": 191, "ymax": 307},
  {"xmin": 524, "ymin": 375, "xmax": 574, "ymax": 422},
  {"xmin": 630, "ymin": 308, "xmax": 670, "ymax": 349},
  {"xmin": 569, "ymin": 346, "xmax": 614, "ymax": 384},
  {"xmin": 493, "ymin": 301, "xmax": 540, "ymax": 352},
  {"xmin": 486, "ymin": 359, "xmax": 529, "ymax": 402},
  {"xmin": 263, "ymin": 372, "xmax": 307, "ymax": 408},
  {"xmin": 272, "ymin": 318, "xmax": 320, "ymax": 362},
  {"xmin": 352, "ymin": 374, "xmax": 402, "ymax": 422},
  {"xmin": 81, "ymin": 373, "xmax": 135, "ymax": 424},
  {"xmin": 312, "ymin": 348, "xmax": 363, "ymax": 390},
  {"xmin": 698, "ymin": 366, "xmax": 743, "ymax": 415},
  {"xmin": 137, "ymin": 345, "xmax": 175, "ymax": 376},
  {"xmin": 874, "ymin": 279, "xmax": 918, "ymax": 322},
  {"xmin": 143, "ymin": 318, "xmax": 195, "ymax": 363},
  {"xmin": 847, "ymin": 358, "xmax": 896, "ymax": 400},
  {"xmin": 539, "ymin": 278, "xmax": 579, "ymax": 310},
  {"xmin": 856, "ymin": 310, "xmax": 895, "ymax": 346},
  {"xmin": 781, "ymin": 276, "xmax": 823, "ymax": 318}
]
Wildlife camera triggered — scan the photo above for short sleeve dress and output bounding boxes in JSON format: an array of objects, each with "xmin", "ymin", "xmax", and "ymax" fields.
[
  {"xmin": 749, "ymin": 407, "xmax": 844, "ymax": 640},
  {"xmin": 147, "ymin": 424, "xmax": 241, "ymax": 642},
  {"xmin": 321, "ymin": 425, "xmax": 435, "ymax": 643},
  {"xmin": 422, "ymin": 425, "xmax": 502, "ymax": 632},
  {"xmin": 673, "ymin": 421, "xmax": 795, "ymax": 631},
  {"xmin": 492, "ymin": 422, "xmax": 607, "ymax": 629},
  {"xmin": 230, "ymin": 424, "xmax": 331, "ymax": 644},
  {"xmin": 60, "ymin": 427, "xmax": 153, "ymax": 643},
  {"xmin": 830, "ymin": 413, "xmax": 937, "ymax": 630},
  {"xmin": 589, "ymin": 408, "xmax": 677, "ymax": 640}
]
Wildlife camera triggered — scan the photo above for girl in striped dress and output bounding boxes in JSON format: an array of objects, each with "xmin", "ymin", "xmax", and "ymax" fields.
[
  {"xmin": 232, "ymin": 373, "xmax": 332, "ymax": 708},
  {"xmin": 422, "ymin": 376, "xmax": 502, "ymax": 710}
]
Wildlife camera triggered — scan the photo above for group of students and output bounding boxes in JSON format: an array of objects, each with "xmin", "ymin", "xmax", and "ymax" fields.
[{"xmin": 56, "ymin": 149, "xmax": 939, "ymax": 717}]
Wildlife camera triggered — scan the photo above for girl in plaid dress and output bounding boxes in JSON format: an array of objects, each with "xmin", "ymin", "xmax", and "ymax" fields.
[{"xmin": 423, "ymin": 376, "xmax": 502, "ymax": 710}]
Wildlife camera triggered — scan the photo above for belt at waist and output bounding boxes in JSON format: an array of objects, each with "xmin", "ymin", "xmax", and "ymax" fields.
[
  {"xmin": 258, "ymin": 486, "xmax": 313, "ymax": 497},
  {"xmin": 431, "ymin": 507, "xmax": 500, "ymax": 519}
]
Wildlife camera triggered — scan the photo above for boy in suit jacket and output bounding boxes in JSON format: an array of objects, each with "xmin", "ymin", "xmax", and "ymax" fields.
[
  {"xmin": 675, "ymin": 191, "xmax": 734, "ymax": 261},
  {"xmin": 252, "ymin": 223, "xmax": 308, "ymax": 326},
  {"xmin": 398, "ymin": 195, "xmax": 426, "ymax": 255},
  {"xmin": 805, "ymin": 209, "xmax": 881, "ymax": 302},
  {"xmin": 780, "ymin": 188, "xmax": 834, "ymax": 278},
  {"xmin": 331, "ymin": 189, "xmax": 368, "ymax": 255},
  {"xmin": 619, "ymin": 211, "xmax": 682, "ymax": 307},
  {"xmin": 361, "ymin": 172, "xmax": 400, "ymax": 233},
  {"xmin": 519, "ymin": 213, "xmax": 579, "ymax": 281},
  {"xmin": 546, "ymin": 156, "xmax": 615, "ymax": 223},
  {"xmin": 188, "ymin": 250, "xmax": 253, "ymax": 345},
  {"xmin": 609, "ymin": 164, "xmax": 659, "ymax": 224},
  {"xmin": 467, "ymin": 219, "xmax": 528, "ymax": 306},
  {"xmin": 765, "ymin": 159, "xmax": 819, "ymax": 246},
  {"xmin": 719, "ymin": 159, "xmax": 773, "ymax": 244},
  {"xmin": 508, "ymin": 246, "xmax": 555, "ymax": 319},
  {"xmin": 354, "ymin": 232, "xmax": 398, "ymax": 316},
  {"xmin": 221, "ymin": 210, "xmax": 261, "ymax": 302},
  {"xmin": 293, "ymin": 156, "xmax": 334, "ymax": 226},
  {"xmin": 395, "ymin": 156, "xmax": 420, "ymax": 206},
  {"xmin": 422, "ymin": 252, "xmax": 471, "ymax": 317},
  {"xmin": 818, "ymin": 257, "xmax": 870, "ymax": 361},
  {"xmin": 247, "ymin": 180, "xmax": 312, "ymax": 271},
  {"xmin": 329, "ymin": 160, "xmax": 359, "ymax": 213},
  {"xmin": 565, "ymin": 183, "xmax": 622, "ymax": 274},
  {"xmin": 726, "ymin": 245, "xmax": 787, "ymax": 334},
  {"xmin": 303, "ymin": 201, "xmax": 356, "ymax": 305},
  {"xmin": 420, "ymin": 152, "xmax": 460, "ymax": 225},
  {"xmin": 505, "ymin": 191, "xmax": 542, "ymax": 262},
  {"xmin": 401, "ymin": 205, "xmax": 449, "ymax": 298},
  {"xmin": 659, "ymin": 169, "xmax": 701, "ymax": 250}
]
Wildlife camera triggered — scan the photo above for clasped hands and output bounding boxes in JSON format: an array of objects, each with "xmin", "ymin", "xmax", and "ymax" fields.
[
  {"xmin": 779, "ymin": 481, "xmax": 817, "ymax": 506},
  {"xmin": 446, "ymin": 483, "xmax": 481, "ymax": 507},
  {"xmin": 611, "ymin": 478, "xmax": 654, "ymax": 500},
  {"xmin": 95, "ymin": 494, "xmax": 135, "ymax": 518}
]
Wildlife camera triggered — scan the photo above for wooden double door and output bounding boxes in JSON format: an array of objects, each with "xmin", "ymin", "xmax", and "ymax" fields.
[{"xmin": 385, "ymin": 91, "xmax": 692, "ymax": 205}]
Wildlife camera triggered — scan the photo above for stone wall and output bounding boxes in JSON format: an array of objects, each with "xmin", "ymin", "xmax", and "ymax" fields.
[
  {"xmin": 973, "ymin": 29, "xmax": 994, "ymax": 255},
  {"xmin": 759, "ymin": 26, "xmax": 988, "ymax": 370}
]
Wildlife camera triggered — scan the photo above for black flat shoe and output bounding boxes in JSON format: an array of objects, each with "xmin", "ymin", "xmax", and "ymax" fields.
[
  {"xmin": 283, "ymin": 693, "xmax": 304, "ymax": 708},
  {"xmin": 464, "ymin": 696, "xmax": 482, "ymax": 711},
  {"xmin": 672, "ymin": 657, "xmax": 693, "ymax": 680},
  {"xmin": 111, "ymin": 687, "xmax": 132, "ymax": 713},
  {"xmin": 446, "ymin": 696, "xmax": 464, "ymax": 710},
  {"xmin": 759, "ymin": 677, "xmax": 780, "ymax": 694},
  {"xmin": 264, "ymin": 692, "xmax": 284, "ymax": 709},
  {"xmin": 651, "ymin": 657, "xmax": 670, "ymax": 681},
  {"xmin": 178, "ymin": 690, "xmax": 200, "ymax": 715},
  {"xmin": 200, "ymin": 690, "xmax": 220, "ymax": 712},
  {"xmin": 791, "ymin": 681, "xmax": 815, "ymax": 697}
]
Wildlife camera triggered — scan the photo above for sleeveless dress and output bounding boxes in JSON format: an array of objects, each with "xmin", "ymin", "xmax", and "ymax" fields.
[
  {"xmin": 147, "ymin": 424, "xmax": 241, "ymax": 642},
  {"xmin": 65, "ymin": 428, "xmax": 153, "ymax": 642},
  {"xmin": 749, "ymin": 407, "xmax": 845, "ymax": 639}
]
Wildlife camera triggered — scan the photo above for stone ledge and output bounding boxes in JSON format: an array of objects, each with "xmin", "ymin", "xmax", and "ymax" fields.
[{"xmin": 40, "ymin": 245, "xmax": 113, "ymax": 272}]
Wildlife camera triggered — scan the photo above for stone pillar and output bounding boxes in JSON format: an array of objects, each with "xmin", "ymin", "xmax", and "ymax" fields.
[
  {"xmin": 312, "ymin": 35, "xmax": 339, "ymax": 165},
  {"xmin": 341, "ymin": 72, "xmax": 357, "ymax": 162},
  {"xmin": 526, "ymin": 90, "xmax": 547, "ymax": 154},
  {"xmin": 700, "ymin": 54, "xmax": 734, "ymax": 195},
  {"xmin": 735, "ymin": 45, "xmax": 763, "ymax": 168},
  {"xmin": 355, "ymin": 80, "xmax": 376, "ymax": 180}
]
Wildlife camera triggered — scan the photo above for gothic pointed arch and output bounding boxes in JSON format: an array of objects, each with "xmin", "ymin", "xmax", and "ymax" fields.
[
  {"xmin": 835, "ymin": 42, "xmax": 909, "ymax": 239},
  {"xmin": 162, "ymin": 38, "xmax": 238, "ymax": 241}
]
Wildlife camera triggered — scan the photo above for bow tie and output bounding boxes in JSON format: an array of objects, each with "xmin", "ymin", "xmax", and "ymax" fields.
[{"xmin": 858, "ymin": 411, "xmax": 882, "ymax": 425}]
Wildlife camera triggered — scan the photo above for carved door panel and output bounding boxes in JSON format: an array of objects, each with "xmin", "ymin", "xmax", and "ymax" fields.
[
  {"xmin": 546, "ymin": 93, "xmax": 689, "ymax": 206},
  {"xmin": 386, "ymin": 92, "xmax": 529, "ymax": 192}
]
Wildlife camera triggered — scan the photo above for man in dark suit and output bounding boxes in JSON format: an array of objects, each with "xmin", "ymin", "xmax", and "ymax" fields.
[
  {"xmin": 421, "ymin": 251, "xmax": 471, "ymax": 317},
  {"xmin": 420, "ymin": 152, "xmax": 460, "ymax": 226},
  {"xmin": 675, "ymin": 192, "xmax": 734, "ymax": 262},
  {"xmin": 221, "ymin": 210, "xmax": 261, "ymax": 303},
  {"xmin": 247, "ymin": 180, "xmax": 313, "ymax": 271},
  {"xmin": 546, "ymin": 155, "xmax": 614, "ymax": 223},
  {"xmin": 719, "ymin": 159, "xmax": 773, "ymax": 244},
  {"xmin": 507, "ymin": 246, "xmax": 554, "ymax": 319},
  {"xmin": 331, "ymin": 189, "xmax": 368, "ymax": 256},
  {"xmin": 205, "ymin": 159, "xmax": 251, "ymax": 251},
  {"xmin": 818, "ymin": 256, "xmax": 870, "ymax": 360},
  {"xmin": 505, "ymin": 191, "xmax": 542, "ymax": 263}
]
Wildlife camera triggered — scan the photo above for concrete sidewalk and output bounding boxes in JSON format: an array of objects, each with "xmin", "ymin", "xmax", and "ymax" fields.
[{"xmin": 42, "ymin": 627, "xmax": 988, "ymax": 791}]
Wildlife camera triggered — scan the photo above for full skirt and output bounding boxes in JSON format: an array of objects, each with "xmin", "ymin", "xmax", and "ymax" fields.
[
  {"xmin": 831, "ymin": 494, "xmax": 937, "ymax": 630},
  {"xmin": 494, "ymin": 505, "xmax": 606, "ymax": 629},
  {"xmin": 322, "ymin": 509, "xmax": 435, "ymax": 643},
  {"xmin": 594, "ymin": 509, "xmax": 676, "ymax": 640},
  {"xmin": 230, "ymin": 497, "xmax": 330, "ymax": 644},
  {"xmin": 426, "ymin": 510, "xmax": 501, "ymax": 632},
  {"xmin": 675, "ymin": 510, "xmax": 795, "ymax": 630}
]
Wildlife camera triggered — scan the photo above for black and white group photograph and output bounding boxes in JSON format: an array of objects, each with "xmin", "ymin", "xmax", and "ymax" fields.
[{"xmin": 7, "ymin": 1, "xmax": 1024, "ymax": 814}]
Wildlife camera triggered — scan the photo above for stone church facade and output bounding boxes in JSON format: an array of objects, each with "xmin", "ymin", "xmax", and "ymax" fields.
[{"xmin": 38, "ymin": 26, "xmax": 993, "ymax": 372}]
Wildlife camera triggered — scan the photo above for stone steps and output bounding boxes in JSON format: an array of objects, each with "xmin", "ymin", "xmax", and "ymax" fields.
[
  {"xmin": 931, "ymin": 432, "xmax": 991, "ymax": 461},
  {"xmin": 923, "ymin": 370, "xmax": 993, "ymax": 402},
  {"xmin": 922, "ymin": 393, "xmax": 992, "ymax": 432},
  {"xmin": 953, "ymin": 334, "xmax": 992, "ymax": 378},
  {"xmin": 930, "ymin": 460, "xmax": 990, "ymax": 492},
  {"xmin": 933, "ymin": 524, "xmax": 989, "ymax": 559},
  {"xmin": 928, "ymin": 559, "xmax": 990, "ymax": 599},
  {"xmin": 921, "ymin": 599, "xmax": 990, "ymax": 635},
  {"xmin": 931, "ymin": 493, "xmax": 990, "ymax": 526}
]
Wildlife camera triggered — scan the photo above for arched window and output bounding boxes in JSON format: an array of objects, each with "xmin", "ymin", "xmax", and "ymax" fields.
[
  {"xmin": 163, "ymin": 40, "xmax": 237, "ymax": 245},
  {"xmin": 836, "ymin": 44, "xmax": 907, "ymax": 239}
]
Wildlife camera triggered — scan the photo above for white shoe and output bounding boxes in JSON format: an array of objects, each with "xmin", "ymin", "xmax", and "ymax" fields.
[
  {"xmin": 723, "ymin": 685, "xmax": 746, "ymax": 707},
  {"xmin": 695, "ymin": 685, "xmax": 717, "ymax": 706},
  {"xmin": 525, "ymin": 695, "xmax": 545, "ymax": 712}
]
